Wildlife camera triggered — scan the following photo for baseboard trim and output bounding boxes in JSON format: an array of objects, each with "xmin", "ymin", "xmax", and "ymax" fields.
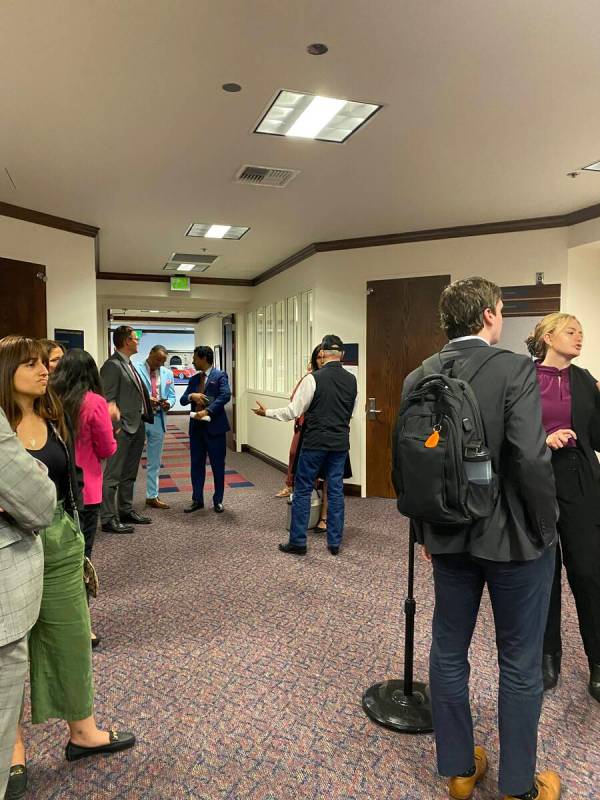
[
  {"xmin": 241, "ymin": 444, "xmax": 362, "ymax": 495},
  {"xmin": 241, "ymin": 444, "xmax": 287, "ymax": 473}
]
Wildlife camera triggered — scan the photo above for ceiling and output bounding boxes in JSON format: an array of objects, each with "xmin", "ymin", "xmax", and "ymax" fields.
[{"xmin": 3, "ymin": 1, "xmax": 600, "ymax": 281}]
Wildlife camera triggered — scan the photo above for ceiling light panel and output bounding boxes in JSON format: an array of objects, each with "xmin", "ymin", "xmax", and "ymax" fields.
[
  {"xmin": 582, "ymin": 160, "xmax": 600, "ymax": 172},
  {"xmin": 185, "ymin": 223, "xmax": 249, "ymax": 239},
  {"xmin": 255, "ymin": 90, "xmax": 382, "ymax": 143},
  {"xmin": 162, "ymin": 262, "xmax": 211, "ymax": 273}
]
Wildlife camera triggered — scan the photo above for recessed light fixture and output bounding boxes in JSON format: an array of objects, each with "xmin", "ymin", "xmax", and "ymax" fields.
[
  {"xmin": 307, "ymin": 43, "xmax": 328, "ymax": 55},
  {"xmin": 222, "ymin": 82, "xmax": 242, "ymax": 93},
  {"xmin": 177, "ymin": 264, "xmax": 196, "ymax": 272},
  {"xmin": 255, "ymin": 89, "xmax": 382, "ymax": 143},
  {"xmin": 185, "ymin": 223, "xmax": 249, "ymax": 240},
  {"xmin": 582, "ymin": 160, "xmax": 600, "ymax": 172},
  {"xmin": 148, "ymin": 310, "xmax": 160, "ymax": 313}
]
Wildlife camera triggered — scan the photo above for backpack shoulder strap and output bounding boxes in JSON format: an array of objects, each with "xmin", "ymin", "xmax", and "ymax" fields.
[{"xmin": 452, "ymin": 347, "xmax": 509, "ymax": 384}]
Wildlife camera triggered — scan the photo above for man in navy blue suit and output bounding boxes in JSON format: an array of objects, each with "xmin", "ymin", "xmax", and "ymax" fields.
[{"xmin": 180, "ymin": 345, "xmax": 231, "ymax": 514}]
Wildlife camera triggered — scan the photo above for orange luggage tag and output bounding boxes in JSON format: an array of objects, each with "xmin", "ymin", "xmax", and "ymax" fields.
[{"xmin": 425, "ymin": 425, "xmax": 441, "ymax": 448}]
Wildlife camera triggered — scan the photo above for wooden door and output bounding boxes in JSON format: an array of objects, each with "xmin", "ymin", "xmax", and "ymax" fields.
[
  {"xmin": 0, "ymin": 257, "xmax": 47, "ymax": 339},
  {"xmin": 366, "ymin": 275, "xmax": 450, "ymax": 498},
  {"xmin": 222, "ymin": 314, "xmax": 236, "ymax": 451}
]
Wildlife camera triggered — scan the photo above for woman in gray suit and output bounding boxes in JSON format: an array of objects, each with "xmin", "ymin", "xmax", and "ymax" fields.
[{"xmin": 0, "ymin": 407, "xmax": 55, "ymax": 798}]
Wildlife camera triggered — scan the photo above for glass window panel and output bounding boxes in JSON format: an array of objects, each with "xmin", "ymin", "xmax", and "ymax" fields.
[
  {"xmin": 256, "ymin": 307, "xmax": 265, "ymax": 391},
  {"xmin": 287, "ymin": 296, "xmax": 299, "ymax": 393},
  {"xmin": 246, "ymin": 311, "xmax": 255, "ymax": 389},
  {"xmin": 275, "ymin": 300, "xmax": 285, "ymax": 393},
  {"xmin": 265, "ymin": 304, "xmax": 274, "ymax": 392}
]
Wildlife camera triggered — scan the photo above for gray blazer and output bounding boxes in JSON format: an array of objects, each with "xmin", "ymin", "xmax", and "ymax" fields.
[
  {"xmin": 0, "ymin": 409, "xmax": 56, "ymax": 647},
  {"xmin": 100, "ymin": 351, "xmax": 152, "ymax": 435}
]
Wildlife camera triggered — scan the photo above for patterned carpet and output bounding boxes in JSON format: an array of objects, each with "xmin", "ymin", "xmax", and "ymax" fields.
[
  {"xmin": 18, "ymin": 420, "xmax": 600, "ymax": 799},
  {"xmin": 141, "ymin": 424, "xmax": 254, "ymax": 494}
]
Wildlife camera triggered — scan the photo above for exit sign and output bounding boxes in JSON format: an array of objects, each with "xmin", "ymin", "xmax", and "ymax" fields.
[{"xmin": 170, "ymin": 275, "xmax": 191, "ymax": 292}]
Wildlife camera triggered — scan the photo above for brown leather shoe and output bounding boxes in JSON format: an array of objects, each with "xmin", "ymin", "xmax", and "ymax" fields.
[
  {"xmin": 145, "ymin": 497, "xmax": 169, "ymax": 510},
  {"xmin": 503, "ymin": 771, "xmax": 561, "ymax": 800},
  {"xmin": 448, "ymin": 746, "xmax": 488, "ymax": 799}
]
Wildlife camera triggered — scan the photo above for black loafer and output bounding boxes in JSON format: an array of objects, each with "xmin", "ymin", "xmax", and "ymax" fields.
[
  {"xmin": 5, "ymin": 764, "xmax": 27, "ymax": 800},
  {"xmin": 184, "ymin": 501, "xmax": 204, "ymax": 513},
  {"xmin": 327, "ymin": 546, "xmax": 340, "ymax": 555},
  {"xmin": 65, "ymin": 730, "xmax": 136, "ymax": 762},
  {"xmin": 120, "ymin": 511, "xmax": 151, "ymax": 525},
  {"xmin": 213, "ymin": 503, "xmax": 225, "ymax": 513},
  {"xmin": 279, "ymin": 542, "xmax": 307, "ymax": 555},
  {"xmin": 542, "ymin": 651, "xmax": 561, "ymax": 690},
  {"xmin": 101, "ymin": 520, "xmax": 134, "ymax": 534}
]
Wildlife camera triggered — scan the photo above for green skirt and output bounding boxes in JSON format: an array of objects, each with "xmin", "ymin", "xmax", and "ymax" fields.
[{"xmin": 29, "ymin": 502, "xmax": 94, "ymax": 724}]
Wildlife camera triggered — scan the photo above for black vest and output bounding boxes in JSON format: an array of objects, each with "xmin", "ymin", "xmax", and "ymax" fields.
[{"xmin": 302, "ymin": 362, "xmax": 357, "ymax": 451}]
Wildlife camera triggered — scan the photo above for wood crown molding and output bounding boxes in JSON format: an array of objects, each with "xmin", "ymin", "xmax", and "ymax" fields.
[
  {"xmin": 5, "ymin": 197, "xmax": 600, "ymax": 289},
  {"xmin": 251, "ymin": 200, "xmax": 600, "ymax": 286},
  {"xmin": 97, "ymin": 271, "xmax": 254, "ymax": 287},
  {"xmin": 0, "ymin": 200, "xmax": 99, "ymax": 238}
]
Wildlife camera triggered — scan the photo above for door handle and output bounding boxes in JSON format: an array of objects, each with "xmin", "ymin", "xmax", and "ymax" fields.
[{"xmin": 367, "ymin": 397, "xmax": 382, "ymax": 420}]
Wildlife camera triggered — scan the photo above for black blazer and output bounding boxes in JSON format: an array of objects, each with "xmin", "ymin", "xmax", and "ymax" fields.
[
  {"xmin": 570, "ymin": 364, "xmax": 600, "ymax": 482},
  {"xmin": 404, "ymin": 340, "xmax": 558, "ymax": 561}
]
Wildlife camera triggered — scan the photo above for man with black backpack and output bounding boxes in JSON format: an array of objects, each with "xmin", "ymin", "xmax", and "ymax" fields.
[{"xmin": 394, "ymin": 277, "xmax": 560, "ymax": 800}]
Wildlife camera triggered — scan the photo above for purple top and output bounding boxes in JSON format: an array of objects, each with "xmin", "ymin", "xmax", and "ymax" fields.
[{"xmin": 535, "ymin": 363, "xmax": 576, "ymax": 447}]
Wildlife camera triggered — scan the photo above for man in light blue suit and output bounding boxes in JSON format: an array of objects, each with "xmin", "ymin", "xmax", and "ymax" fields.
[{"xmin": 135, "ymin": 345, "xmax": 177, "ymax": 509}]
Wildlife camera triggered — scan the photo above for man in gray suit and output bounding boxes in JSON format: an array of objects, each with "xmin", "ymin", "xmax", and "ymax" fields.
[
  {"xmin": 0, "ymin": 408, "xmax": 56, "ymax": 796},
  {"xmin": 100, "ymin": 325, "xmax": 153, "ymax": 534}
]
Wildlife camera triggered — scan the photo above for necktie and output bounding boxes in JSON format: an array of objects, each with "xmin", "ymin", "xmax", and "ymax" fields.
[
  {"xmin": 198, "ymin": 372, "xmax": 206, "ymax": 393},
  {"xmin": 127, "ymin": 361, "xmax": 152, "ymax": 417},
  {"xmin": 150, "ymin": 369, "xmax": 159, "ymax": 399}
]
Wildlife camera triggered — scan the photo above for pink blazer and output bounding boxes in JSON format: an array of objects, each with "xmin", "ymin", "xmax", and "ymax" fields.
[{"xmin": 75, "ymin": 391, "xmax": 117, "ymax": 506}]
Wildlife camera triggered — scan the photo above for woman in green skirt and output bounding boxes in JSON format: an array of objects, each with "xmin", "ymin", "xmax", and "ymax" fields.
[{"xmin": 0, "ymin": 336, "xmax": 135, "ymax": 799}]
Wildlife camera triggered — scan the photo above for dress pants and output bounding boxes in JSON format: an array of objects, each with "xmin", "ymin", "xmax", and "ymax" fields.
[
  {"xmin": 101, "ymin": 425, "xmax": 145, "ymax": 525},
  {"xmin": 144, "ymin": 419, "xmax": 165, "ymax": 499},
  {"xmin": 0, "ymin": 636, "xmax": 28, "ymax": 797},
  {"xmin": 430, "ymin": 546, "xmax": 554, "ymax": 797},
  {"xmin": 289, "ymin": 449, "xmax": 347, "ymax": 548},
  {"xmin": 80, "ymin": 504, "xmax": 100, "ymax": 560},
  {"xmin": 544, "ymin": 448, "xmax": 600, "ymax": 664},
  {"xmin": 189, "ymin": 423, "xmax": 226, "ymax": 506}
]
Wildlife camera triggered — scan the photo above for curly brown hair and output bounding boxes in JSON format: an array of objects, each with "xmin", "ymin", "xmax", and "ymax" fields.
[
  {"xmin": 0, "ymin": 335, "xmax": 67, "ymax": 440},
  {"xmin": 439, "ymin": 277, "xmax": 502, "ymax": 339}
]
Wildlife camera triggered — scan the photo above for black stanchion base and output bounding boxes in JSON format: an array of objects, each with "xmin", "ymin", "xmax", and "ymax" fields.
[{"xmin": 362, "ymin": 679, "xmax": 433, "ymax": 734}]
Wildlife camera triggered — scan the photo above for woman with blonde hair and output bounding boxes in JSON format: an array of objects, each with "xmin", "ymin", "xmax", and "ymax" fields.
[
  {"xmin": 527, "ymin": 313, "xmax": 600, "ymax": 702},
  {"xmin": 0, "ymin": 336, "xmax": 134, "ymax": 800}
]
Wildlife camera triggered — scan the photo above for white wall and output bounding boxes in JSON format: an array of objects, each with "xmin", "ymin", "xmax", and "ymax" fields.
[
  {"xmin": 194, "ymin": 315, "xmax": 223, "ymax": 351},
  {"xmin": 0, "ymin": 215, "xmax": 97, "ymax": 357},
  {"xmin": 241, "ymin": 227, "xmax": 570, "ymax": 492},
  {"xmin": 566, "ymin": 244, "xmax": 600, "ymax": 379}
]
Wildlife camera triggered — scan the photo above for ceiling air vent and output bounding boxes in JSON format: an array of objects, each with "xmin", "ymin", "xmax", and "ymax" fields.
[
  {"xmin": 234, "ymin": 164, "xmax": 301, "ymax": 188},
  {"xmin": 170, "ymin": 253, "xmax": 218, "ymax": 265}
]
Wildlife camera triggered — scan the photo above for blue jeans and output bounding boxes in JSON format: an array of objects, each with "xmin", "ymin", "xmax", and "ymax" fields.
[
  {"xmin": 430, "ymin": 546, "xmax": 555, "ymax": 796},
  {"xmin": 144, "ymin": 420, "xmax": 165, "ymax": 499},
  {"xmin": 290, "ymin": 449, "xmax": 347, "ymax": 548}
]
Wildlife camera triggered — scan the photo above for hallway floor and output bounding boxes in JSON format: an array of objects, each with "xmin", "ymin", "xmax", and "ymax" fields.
[{"xmin": 20, "ymin": 424, "xmax": 600, "ymax": 799}]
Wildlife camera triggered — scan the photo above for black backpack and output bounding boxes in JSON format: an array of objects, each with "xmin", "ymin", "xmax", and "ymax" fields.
[{"xmin": 392, "ymin": 348, "xmax": 505, "ymax": 527}]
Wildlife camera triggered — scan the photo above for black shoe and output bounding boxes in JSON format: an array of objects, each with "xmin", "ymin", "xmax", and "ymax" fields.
[
  {"xmin": 279, "ymin": 542, "xmax": 307, "ymax": 555},
  {"xmin": 120, "ymin": 511, "xmax": 151, "ymax": 525},
  {"xmin": 542, "ymin": 651, "xmax": 561, "ymax": 690},
  {"xmin": 184, "ymin": 501, "xmax": 204, "ymax": 513},
  {"xmin": 65, "ymin": 730, "xmax": 136, "ymax": 762},
  {"xmin": 5, "ymin": 764, "xmax": 27, "ymax": 800},
  {"xmin": 328, "ymin": 546, "xmax": 340, "ymax": 555},
  {"xmin": 213, "ymin": 503, "xmax": 225, "ymax": 513},
  {"xmin": 589, "ymin": 662, "xmax": 600, "ymax": 702},
  {"xmin": 101, "ymin": 520, "xmax": 134, "ymax": 534}
]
